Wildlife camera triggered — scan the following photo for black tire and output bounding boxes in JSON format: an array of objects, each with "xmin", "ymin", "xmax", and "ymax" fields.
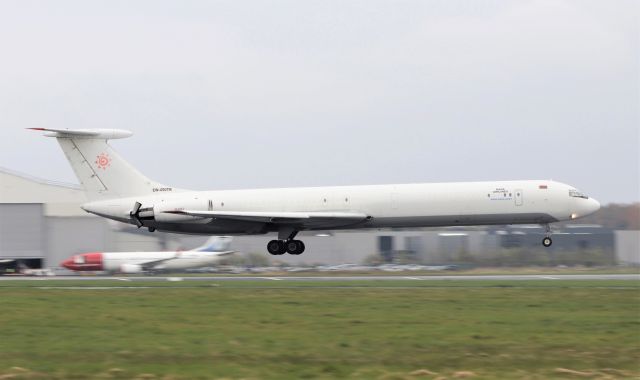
[
  {"xmin": 267, "ymin": 240, "xmax": 286, "ymax": 255},
  {"xmin": 285, "ymin": 240, "xmax": 298, "ymax": 254},
  {"xmin": 286, "ymin": 240, "xmax": 305, "ymax": 255},
  {"xmin": 542, "ymin": 237, "xmax": 552, "ymax": 247}
]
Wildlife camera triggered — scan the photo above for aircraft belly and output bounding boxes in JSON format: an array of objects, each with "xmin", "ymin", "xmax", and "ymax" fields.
[
  {"xmin": 151, "ymin": 220, "xmax": 268, "ymax": 235},
  {"xmin": 363, "ymin": 213, "xmax": 558, "ymax": 229},
  {"xmin": 151, "ymin": 212, "xmax": 557, "ymax": 235}
]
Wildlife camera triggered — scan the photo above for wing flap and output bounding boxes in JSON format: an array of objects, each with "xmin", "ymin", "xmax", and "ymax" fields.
[
  {"xmin": 143, "ymin": 251, "xmax": 235, "ymax": 270},
  {"xmin": 137, "ymin": 256, "xmax": 179, "ymax": 270}
]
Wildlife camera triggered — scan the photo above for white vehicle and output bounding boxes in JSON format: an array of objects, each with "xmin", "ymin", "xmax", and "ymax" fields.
[
  {"xmin": 0, "ymin": 260, "xmax": 56, "ymax": 276},
  {"xmin": 20, "ymin": 267, "xmax": 56, "ymax": 276},
  {"xmin": 61, "ymin": 236, "xmax": 234, "ymax": 273},
  {"xmin": 31, "ymin": 128, "xmax": 600, "ymax": 255}
]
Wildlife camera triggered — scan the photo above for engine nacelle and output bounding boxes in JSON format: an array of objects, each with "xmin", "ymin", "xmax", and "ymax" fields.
[{"xmin": 119, "ymin": 263, "xmax": 143, "ymax": 274}]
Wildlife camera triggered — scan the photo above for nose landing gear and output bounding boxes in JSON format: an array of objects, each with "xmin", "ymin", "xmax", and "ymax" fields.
[{"xmin": 542, "ymin": 224, "xmax": 553, "ymax": 247}]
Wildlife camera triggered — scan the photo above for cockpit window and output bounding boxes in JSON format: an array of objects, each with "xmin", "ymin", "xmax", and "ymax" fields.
[{"xmin": 569, "ymin": 189, "xmax": 588, "ymax": 199}]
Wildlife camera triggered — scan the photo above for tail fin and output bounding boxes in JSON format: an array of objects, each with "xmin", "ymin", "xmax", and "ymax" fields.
[
  {"xmin": 29, "ymin": 128, "xmax": 172, "ymax": 200},
  {"xmin": 192, "ymin": 236, "xmax": 233, "ymax": 253}
]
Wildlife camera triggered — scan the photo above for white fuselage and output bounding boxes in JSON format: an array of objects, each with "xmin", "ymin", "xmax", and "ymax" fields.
[
  {"xmin": 61, "ymin": 250, "xmax": 229, "ymax": 272},
  {"xmin": 102, "ymin": 251, "xmax": 223, "ymax": 271},
  {"xmin": 82, "ymin": 180, "xmax": 600, "ymax": 235}
]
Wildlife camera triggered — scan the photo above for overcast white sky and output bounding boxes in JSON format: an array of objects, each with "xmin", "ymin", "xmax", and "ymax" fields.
[{"xmin": 0, "ymin": 0, "xmax": 638, "ymax": 204}]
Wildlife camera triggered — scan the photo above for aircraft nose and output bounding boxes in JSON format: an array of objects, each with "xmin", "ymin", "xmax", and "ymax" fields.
[
  {"xmin": 587, "ymin": 197, "xmax": 601, "ymax": 215},
  {"xmin": 60, "ymin": 258, "xmax": 75, "ymax": 270}
]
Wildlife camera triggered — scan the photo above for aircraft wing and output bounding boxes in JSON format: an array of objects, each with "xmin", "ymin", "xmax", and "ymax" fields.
[
  {"xmin": 137, "ymin": 251, "xmax": 233, "ymax": 270},
  {"xmin": 163, "ymin": 210, "xmax": 370, "ymax": 226},
  {"xmin": 137, "ymin": 256, "xmax": 181, "ymax": 270}
]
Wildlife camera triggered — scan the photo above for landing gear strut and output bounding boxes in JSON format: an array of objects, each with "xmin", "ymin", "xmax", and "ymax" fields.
[
  {"xmin": 542, "ymin": 224, "xmax": 553, "ymax": 247},
  {"xmin": 267, "ymin": 229, "xmax": 306, "ymax": 255}
]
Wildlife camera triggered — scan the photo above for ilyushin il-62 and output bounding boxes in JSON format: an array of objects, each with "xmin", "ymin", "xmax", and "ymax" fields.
[{"xmin": 31, "ymin": 128, "xmax": 600, "ymax": 255}]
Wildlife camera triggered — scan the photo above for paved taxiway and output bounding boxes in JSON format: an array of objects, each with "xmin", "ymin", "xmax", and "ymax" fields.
[{"xmin": 0, "ymin": 274, "xmax": 637, "ymax": 281}]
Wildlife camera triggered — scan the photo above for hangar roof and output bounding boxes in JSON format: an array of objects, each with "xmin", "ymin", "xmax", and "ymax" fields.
[{"xmin": 0, "ymin": 167, "xmax": 88, "ymax": 216}]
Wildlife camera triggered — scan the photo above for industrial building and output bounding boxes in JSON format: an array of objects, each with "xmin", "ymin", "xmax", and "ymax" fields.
[{"xmin": 1, "ymin": 167, "xmax": 638, "ymax": 272}]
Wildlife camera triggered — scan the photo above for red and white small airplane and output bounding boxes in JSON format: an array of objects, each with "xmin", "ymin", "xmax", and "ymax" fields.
[
  {"xmin": 31, "ymin": 128, "xmax": 600, "ymax": 255},
  {"xmin": 61, "ymin": 236, "xmax": 233, "ymax": 273}
]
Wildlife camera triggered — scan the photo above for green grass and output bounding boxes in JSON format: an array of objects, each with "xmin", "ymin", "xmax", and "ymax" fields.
[
  {"xmin": 0, "ymin": 280, "xmax": 638, "ymax": 379},
  {"xmin": 165, "ymin": 266, "xmax": 640, "ymax": 277}
]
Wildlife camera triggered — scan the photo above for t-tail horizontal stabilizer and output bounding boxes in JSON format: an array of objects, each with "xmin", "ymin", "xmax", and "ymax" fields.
[
  {"xmin": 29, "ymin": 128, "xmax": 176, "ymax": 201},
  {"xmin": 27, "ymin": 128, "xmax": 133, "ymax": 139}
]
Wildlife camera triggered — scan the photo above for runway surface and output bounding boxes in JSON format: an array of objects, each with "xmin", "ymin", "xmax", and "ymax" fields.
[{"xmin": 0, "ymin": 274, "xmax": 638, "ymax": 281}]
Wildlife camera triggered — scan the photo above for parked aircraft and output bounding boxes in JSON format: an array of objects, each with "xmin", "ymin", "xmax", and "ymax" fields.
[
  {"xmin": 31, "ymin": 128, "xmax": 600, "ymax": 254},
  {"xmin": 60, "ymin": 236, "xmax": 234, "ymax": 273}
]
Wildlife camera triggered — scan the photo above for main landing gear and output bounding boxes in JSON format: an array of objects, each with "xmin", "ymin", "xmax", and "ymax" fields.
[
  {"xmin": 542, "ymin": 223, "xmax": 553, "ymax": 247},
  {"xmin": 267, "ymin": 239, "xmax": 305, "ymax": 255},
  {"xmin": 267, "ymin": 229, "xmax": 306, "ymax": 255}
]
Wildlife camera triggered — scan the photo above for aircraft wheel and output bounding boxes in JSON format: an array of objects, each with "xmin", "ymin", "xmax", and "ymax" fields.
[
  {"xmin": 267, "ymin": 240, "xmax": 286, "ymax": 255},
  {"xmin": 542, "ymin": 237, "xmax": 552, "ymax": 247},
  {"xmin": 286, "ymin": 240, "xmax": 305, "ymax": 255}
]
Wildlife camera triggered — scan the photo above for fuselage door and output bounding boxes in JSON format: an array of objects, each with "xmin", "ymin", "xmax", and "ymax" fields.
[
  {"xmin": 390, "ymin": 191, "xmax": 399, "ymax": 210},
  {"xmin": 514, "ymin": 189, "xmax": 523, "ymax": 206}
]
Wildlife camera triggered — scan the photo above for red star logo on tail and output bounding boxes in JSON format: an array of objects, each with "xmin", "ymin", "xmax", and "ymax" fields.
[{"xmin": 95, "ymin": 153, "xmax": 111, "ymax": 170}]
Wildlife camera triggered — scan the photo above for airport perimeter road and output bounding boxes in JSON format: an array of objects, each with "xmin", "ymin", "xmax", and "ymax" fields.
[{"xmin": 1, "ymin": 274, "xmax": 638, "ymax": 281}]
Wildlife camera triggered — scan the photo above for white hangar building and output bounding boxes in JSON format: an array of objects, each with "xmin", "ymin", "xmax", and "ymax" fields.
[{"xmin": 0, "ymin": 167, "xmax": 169, "ymax": 269}]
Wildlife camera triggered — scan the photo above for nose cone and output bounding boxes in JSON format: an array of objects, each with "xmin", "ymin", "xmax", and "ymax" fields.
[
  {"xmin": 586, "ymin": 197, "xmax": 601, "ymax": 215},
  {"xmin": 60, "ymin": 258, "xmax": 74, "ymax": 270},
  {"xmin": 60, "ymin": 253, "xmax": 104, "ymax": 271}
]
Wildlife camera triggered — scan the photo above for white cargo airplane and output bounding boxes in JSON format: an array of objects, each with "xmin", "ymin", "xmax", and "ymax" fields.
[
  {"xmin": 60, "ymin": 236, "xmax": 234, "ymax": 273},
  {"xmin": 31, "ymin": 128, "xmax": 600, "ymax": 255}
]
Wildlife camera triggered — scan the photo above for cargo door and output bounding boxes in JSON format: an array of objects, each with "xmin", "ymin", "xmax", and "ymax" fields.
[
  {"xmin": 390, "ymin": 192, "xmax": 399, "ymax": 210},
  {"xmin": 514, "ymin": 189, "xmax": 523, "ymax": 206}
]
